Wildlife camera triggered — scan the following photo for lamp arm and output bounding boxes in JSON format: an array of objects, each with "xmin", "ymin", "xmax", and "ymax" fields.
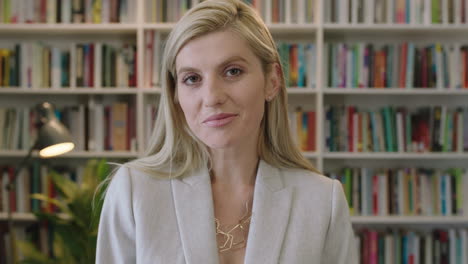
[
  {"xmin": 5, "ymin": 141, "xmax": 37, "ymax": 192},
  {"xmin": 6, "ymin": 140, "xmax": 38, "ymax": 263}
]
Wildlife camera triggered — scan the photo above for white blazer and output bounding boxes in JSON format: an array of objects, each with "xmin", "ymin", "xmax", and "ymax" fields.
[{"xmin": 96, "ymin": 160, "xmax": 358, "ymax": 264}]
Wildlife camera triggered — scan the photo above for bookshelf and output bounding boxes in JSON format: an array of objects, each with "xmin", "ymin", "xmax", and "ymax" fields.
[
  {"xmin": 351, "ymin": 215, "xmax": 468, "ymax": 225},
  {"xmin": 0, "ymin": 0, "xmax": 468, "ymax": 219},
  {"xmin": 0, "ymin": 0, "xmax": 468, "ymax": 246}
]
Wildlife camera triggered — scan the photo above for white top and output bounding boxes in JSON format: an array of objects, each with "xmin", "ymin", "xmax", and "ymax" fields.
[{"xmin": 96, "ymin": 160, "xmax": 358, "ymax": 264}]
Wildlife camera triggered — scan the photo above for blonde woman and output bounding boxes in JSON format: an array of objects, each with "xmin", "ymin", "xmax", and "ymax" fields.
[{"xmin": 96, "ymin": 0, "xmax": 357, "ymax": 263}]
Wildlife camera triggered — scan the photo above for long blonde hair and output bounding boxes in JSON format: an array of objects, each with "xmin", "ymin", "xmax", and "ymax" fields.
[{"xmin": 126, "ymin": 0, "xmax": 319, "ymax": 178}]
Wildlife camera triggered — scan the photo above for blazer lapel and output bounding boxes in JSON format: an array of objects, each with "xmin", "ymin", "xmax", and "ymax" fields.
[
  {"xmin": 244, "ymin": 160, "xmax": 294, "ymax": 264},
  {"xmin": 171, "ymin": 166, "xmax": 219, "ymax": 264}
]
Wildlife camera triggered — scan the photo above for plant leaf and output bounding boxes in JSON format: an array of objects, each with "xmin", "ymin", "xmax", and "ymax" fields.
[
  {"xmin": 49, "ymin": 170, "xmax": 79, "ymax": 200},
  {"xmin": 33, "ymin": 212, "xmax": 69, "ymax": 226},
  {"xmin": 95, "ymin": 159, "xmax": 110, "ymax": 182},
  {"xmin": 54, "ymin": 224, "xmax": 89, "ymax": 261},
  {"xmin": 30, "ymin": 194, "xmax": 69, "ymax": 214},
  {"xmin": 16, "ymin": 240, "xmax": 51, "ymax": 264},
  {"xmin": 52, "ymin": 233, "xmax": 76, "ymax": 263},
  {"xmin": 81, "ymin": 160, "xmax": 98, "ymax": 190}
]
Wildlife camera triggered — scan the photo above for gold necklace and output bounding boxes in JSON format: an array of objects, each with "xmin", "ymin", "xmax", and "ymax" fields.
[{"xmin": 214, "ymin": 200, "xmax": 252, "ymax": 253}]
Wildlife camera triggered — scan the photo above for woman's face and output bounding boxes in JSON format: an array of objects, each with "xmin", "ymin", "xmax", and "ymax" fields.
[{"xmin": 175, "ymin": 30, "xmax": 277, "ymax": 150}]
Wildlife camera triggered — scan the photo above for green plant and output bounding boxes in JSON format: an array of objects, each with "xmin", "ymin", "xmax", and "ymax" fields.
[{"xmin": 16, "ymin": 159, "xmax": 110, "ymax": 264}]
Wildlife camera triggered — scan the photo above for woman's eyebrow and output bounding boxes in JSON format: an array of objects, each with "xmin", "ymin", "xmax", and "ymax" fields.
[
  {"xmin": 219, "ymin": 55, "xmax": 250, "ymax": 66},
  {"xmin": 177, "ymin": 55, "xmax": 250, "ymax": 75},
  {"xmin": 177, "ymin": 66, "xmax": 199, "ymax": 75}
]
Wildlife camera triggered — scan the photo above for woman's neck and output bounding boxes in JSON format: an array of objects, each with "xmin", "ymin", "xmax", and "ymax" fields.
[{"xmin": 209, "ymin": 148, "xmax": 259, "ymax": 188}]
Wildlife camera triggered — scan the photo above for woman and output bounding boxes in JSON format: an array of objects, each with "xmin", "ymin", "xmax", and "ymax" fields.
[{"xmin": 96, "ymin": 0, "xmax": 357, "ymax": 263}]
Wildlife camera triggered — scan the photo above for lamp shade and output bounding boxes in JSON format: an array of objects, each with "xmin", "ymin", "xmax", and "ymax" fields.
[{"xmin": 35, "ymin": 102, "xmax": 75, "ymax": 158}]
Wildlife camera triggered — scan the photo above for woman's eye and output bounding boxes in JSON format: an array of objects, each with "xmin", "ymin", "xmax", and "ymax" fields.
[
  {"xmin": 226, "ymin": 68, "xmax": 242, "ymax": 77},
  {"xmin": 182, "ymin": 75, "xmax": 200, "ymax": 85}
]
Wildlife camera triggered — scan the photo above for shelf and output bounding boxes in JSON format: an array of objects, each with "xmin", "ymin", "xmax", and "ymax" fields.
[
  {"xmin": 323, "ymin": 152, "xmax": 468, "ymax": 160},
  {"xmin": 267, "ymin": 23, "xmax": 318, "ymax": 34},
  {"xmin": 142, "ymin": 88, "xmax": 162, "ymax": 94},
  {"xmin": 324, "ymin": 23, "xmax": 468, "ymax": 34},
  {"xmin": 2, "ymin": 23, "xmax": 466, "ymax": 35},
  {"xmin": 287, "ymin": 88, "xmax": 317, "ymax": 94},
  {"xmin": 0, "ymin": 23, "xmax": 138, "ymax": 34},
  {"xmin": 0, "ymin": 150, "xmax": 138, "ymax": 159},
  {"xmin": 0, "ymin": 87, "xmax": 138, "ymax": 95},
  {"xmin": 0, "ymin": 213, "xmax": 36, "ymax": 222},
  {"xmin": 324, "ymin": 88, "xmax": 468, "ymax": 95},
  {"xmin": 143, "ymin": 23, "xmax": 318, "ymax": 34},
  {"xmin": 60, "ymin": 151, "xmax": 139, "ymax": 158},
  {"xmin": 302, "ymin": 151, "xmax": 318, "ymax": 158},
  {"xmin": 351, "ymin": 216, "xmax": 468, "ymax": 225},
  {"xmin": 143, "ymin": 23, "xmax": 176, "ymax": 33},
  {"xmin": 0, "ymin": 212, "xmax": 69, "ymax": 222}
]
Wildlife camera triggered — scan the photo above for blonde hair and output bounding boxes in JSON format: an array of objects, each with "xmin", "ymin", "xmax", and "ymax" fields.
[{"xmin": 126, "ymin": 0, "xmax": 319, "ymax": 178}]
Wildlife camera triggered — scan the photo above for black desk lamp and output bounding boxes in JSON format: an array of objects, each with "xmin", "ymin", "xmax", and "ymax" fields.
[{"xmin": 5, "ymin": 102, "xmax": 75, "ymax": 262}]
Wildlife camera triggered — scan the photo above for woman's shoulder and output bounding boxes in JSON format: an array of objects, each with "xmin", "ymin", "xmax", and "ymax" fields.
[
  {"xmin": 275, "ymin": 165, "xmax": 346, "ymax": 210},
  {"xmin": 277, "ymin": 166, "xmax": 336, "ymax": 192},
  {"xmin": 109, "ymin": 165, "xmax": 173, "ymax": 194}
]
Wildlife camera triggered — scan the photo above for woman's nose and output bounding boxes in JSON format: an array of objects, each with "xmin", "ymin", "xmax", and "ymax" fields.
[{"xmin": 203, "ymin": 77, "xmax": 227, "ymax": 107}]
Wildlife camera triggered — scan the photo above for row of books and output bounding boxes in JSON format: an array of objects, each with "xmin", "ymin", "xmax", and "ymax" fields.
[
  {"xmin": 356, "ymin": 228, "xmax": 468, "ymax": 264},
  {"xmin": 144, "ymin": 31, "xmax": 163, "ymax": 88},
  {"xmin": 326, "ymin": 0, "xmax": 468, "ymax": 24},
  {"xmin": 0, "ymin": 101, "xmax": 137, "ymax": 152},
  {"xmin": 288, "ymin": 109, "xmax": 316, "ymax": 151},
  {"xmin": 327, "ymin": 42, "xmax": 468, "ymax": 89},
  {"xmin": 325, "ymin": 105, "xmax": 468, "ymax": 153},
  {"xmin": 146, "ymin": 0, "xmax": 194, "ymax": 23},
  {"xmin": 0, "ymin": 42, "xmax": 137, "ymax": 89},
  {"xmin": 278, "ymin": 42, "xmax": 316, "ymax": 88},
  {"xmin": 145, "ymin": 0, "xmax": 316, "ymax": 24},
  {"xmin": 245, "ymin": 0, "xmax": 316, "ymax": 24},
  {"xmin": 0, "ymin": 163, "xmax": 85, "ymax": 214},
  {"xmin": 327, "ymin": 167, "xmax": 468, "ymax": 216},
  {"xmin": 0, "ymin": 0, "xmax": 134, "ymax": 24}
]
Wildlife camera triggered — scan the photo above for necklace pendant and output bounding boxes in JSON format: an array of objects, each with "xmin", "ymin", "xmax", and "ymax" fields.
[{"xmin": 215, "ymin": 215, "xmax": 251, "ymax": 253}]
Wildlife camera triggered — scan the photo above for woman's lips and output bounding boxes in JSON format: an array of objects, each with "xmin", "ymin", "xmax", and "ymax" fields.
[{"xmin": 203, "ymin": 113, "xmax": 238, "ymax": 127}]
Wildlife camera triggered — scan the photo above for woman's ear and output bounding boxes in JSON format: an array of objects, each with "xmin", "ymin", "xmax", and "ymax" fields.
[{"xmin": 265, "ymin": 62, "xmax": 281, "ymax": 102}]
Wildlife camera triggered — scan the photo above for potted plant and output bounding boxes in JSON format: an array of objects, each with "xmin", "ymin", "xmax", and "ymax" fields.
[{"xmin": 16, "ymin": 159, "xmax": 110, "ymax": 264}]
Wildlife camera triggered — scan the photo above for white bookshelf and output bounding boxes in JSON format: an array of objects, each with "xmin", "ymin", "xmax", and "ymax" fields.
[
  {"xmin": 0, "ymin": 24, "xmax": 139, "ymax": 33},
  {"xmin": 0, "ymin": 87, "xmax": 139, "ymax": 95},
  {"xmin": 323, "ymin": 152, "xmax": 468, "ymax": 160},
  {"xmin": 0, "ymin": 213, "xmax": 69, "ymax": 222},
  {"xmin": 287, "ymin": 88, "xmax": 317, "ymax": 94},
  {"xmin": 351, "ymin": 216, "xmax": 468, "ymax": 225},
  {"xmin": 324, "ymin": 24, "xmax": 468, "ymax": 34},
  {"xmin": 0, "ymin": 213, "xmax": 37, "ymax": 222},
  {"xmin": 324, "ymin": 88, "xmax": 468, "ymax": 95},
  {"xmin": 0, "ymin": 0, "xmax": 467, "ymax": 228},
  {"xmin": 0, "ymin": 150, "xmax": 138, "ymax": 159}
]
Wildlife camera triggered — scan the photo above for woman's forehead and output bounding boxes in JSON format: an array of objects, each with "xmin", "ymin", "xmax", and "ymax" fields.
[{"xmin": 175, "ymin": 31, "xmax": 259, "ymax": 72}]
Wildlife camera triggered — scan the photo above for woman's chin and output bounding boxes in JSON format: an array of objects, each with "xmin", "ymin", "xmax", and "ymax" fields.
[{"xmin": 203, "ymin": 138, "xmax": 238, "ymax": 151}]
